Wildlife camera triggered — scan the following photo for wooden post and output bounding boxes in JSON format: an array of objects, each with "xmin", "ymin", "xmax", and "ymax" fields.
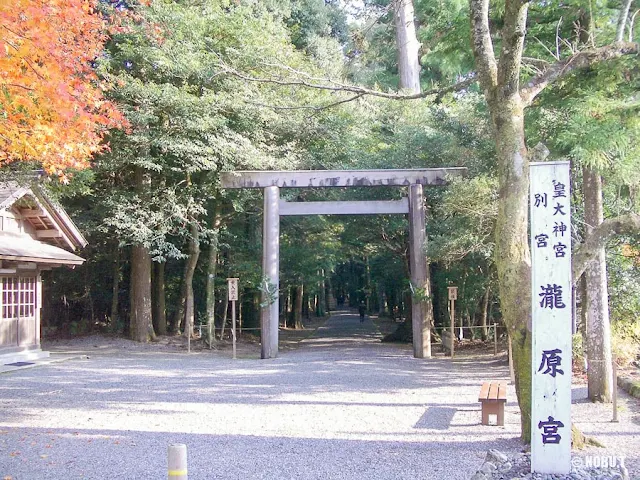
[
  {"xmin": 448, "ymin": 287, "xmax": 457, "ymax": 357},
  {"xmin": 493, "ymin": 322, "xmax": 498, "ymax": 356},
  {"xmin": 168, "ymin": 444, "xmax": 187, "ymax": 480},
  {"xmin": 612, "ymin": 354, "xmax": 619, "ymax": 422},
  {"xmin": 261, "ymin": 186, "xmax": 280, "ymax": 359},
  {"xmin": 450, "ymin": 300, "xmax": 455, "ymax": 356},
  {"xmin": 408, "ymin": 183, "xmax": 432, "ymax": 358},
  {"xmin": 232, "ymin": 301, "xmax": 236, "ymax": 359},
  {"xmin": 238, "ymin": 297, "xmax": 242, "ymax": 337},
  {"xmin": 228, "ymin": 278, "xmax": 239, "ymax": 360},
  {"xmin": 36, "ymin": 272, "xmax": 42, "ymax": 348}
]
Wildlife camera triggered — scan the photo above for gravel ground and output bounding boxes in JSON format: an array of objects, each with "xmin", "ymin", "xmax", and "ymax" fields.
[{"xmin": 1, "ymin": 311, "xmax": 638, "ymax": 480}]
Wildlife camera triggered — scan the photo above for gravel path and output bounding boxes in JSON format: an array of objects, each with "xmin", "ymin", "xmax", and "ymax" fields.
[{"xmin": 1, "ymin": 311, "xmax": 638, "ymax": 480}]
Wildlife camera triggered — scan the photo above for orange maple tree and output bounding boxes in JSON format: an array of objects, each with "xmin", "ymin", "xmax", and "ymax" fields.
[{"xmin": 0, "ymin": 0, "xmax": 126, "ymax": 176}]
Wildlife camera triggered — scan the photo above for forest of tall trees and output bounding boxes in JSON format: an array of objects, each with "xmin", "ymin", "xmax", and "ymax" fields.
[{"xmin": 2, "ymin": 0, "xmax": 639, "ymax": 442}]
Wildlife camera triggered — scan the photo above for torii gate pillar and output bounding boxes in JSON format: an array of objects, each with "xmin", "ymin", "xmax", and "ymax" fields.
[
  {"xmin": 409, "ymin": 184, "xmax": 432, "ymax": 358},
  {"xmin": 261, "ymin": 186, "xmax": 280, "ymax": 359}
]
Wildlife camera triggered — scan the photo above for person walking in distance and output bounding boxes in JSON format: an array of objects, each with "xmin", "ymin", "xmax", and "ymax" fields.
[{"xmin": 358, "ymin": 301, "xmax": 366, "ymax": 323}]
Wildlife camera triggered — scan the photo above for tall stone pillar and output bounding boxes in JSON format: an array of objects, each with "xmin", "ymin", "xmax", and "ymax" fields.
[
  {"xmin": 409, "ymin": 184, "xmax": 432, "ymax": 358},
  {"xmin": 261, "ymin": 186, "xmax": 280, "ymax": 359}
]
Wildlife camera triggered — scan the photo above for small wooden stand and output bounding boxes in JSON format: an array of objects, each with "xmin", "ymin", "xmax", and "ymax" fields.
[{"xmin": 478, "ymin": 381, "xmax": 506, "ymax": 426}]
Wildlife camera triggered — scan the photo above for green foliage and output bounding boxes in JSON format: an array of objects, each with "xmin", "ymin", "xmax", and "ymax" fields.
[
  {"xmin": 429, "ymin": 175, "xmax": 498, "ymax": 265},
  {"xmin": 572, "ymin": 333, "xmax": 585, "ymax": 370},
  {"xmin": 415, "ymin": 0, "xmax": 474, "ymax": 82},
  {"xmin": 608, "ymin": 244, "xmax": 640, "ymax": 325},
  {"xmin": 525, "ymin": 0, "xmax": 621, "ymax": 61},
  {"xmin": 38, "ymin": 0, "xmax": 640, "ymax": 350},
  {"xmin": 523, "ymin": 3, "xmax": 640, "ymax": 345},
  {"xmin": 409, "ymin": 282, "xmax": 431, "ymax": 302},
  {"xmin": 280, "ymin": 215, "xmax": 343, "ymax": 288},
  {"xmin": 286, "ymin": 0, "xmax": 349, "ymax": 50},
  {"xmin": 530, "ymin": 60, "xmax": 640, "ymax": 179},
  {"xmin": 45, "ymin": 0, "xmax": 347, "ymax": 330},
  {"xmin": 612, "ymin": 321, "xmax": 640, "ymax": 367},
  {"xmin": 258, "ymin": 275, "xmax": 279, "ymax": 308}
]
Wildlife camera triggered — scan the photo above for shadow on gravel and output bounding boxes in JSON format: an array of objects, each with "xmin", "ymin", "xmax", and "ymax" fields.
[{"xmin": 414, "ymin": 407, "xmax": 458, "ymax": 430}]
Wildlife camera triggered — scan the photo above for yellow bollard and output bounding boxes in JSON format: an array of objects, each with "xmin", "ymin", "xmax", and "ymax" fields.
[{"xmin": 168, "ymin": 444, "xmax": 187, "ymax": 480}]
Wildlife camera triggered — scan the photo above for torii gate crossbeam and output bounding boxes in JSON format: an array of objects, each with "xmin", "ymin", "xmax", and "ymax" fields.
[{"xmin": 221, "ymin": 168, "xmax": 466, "ymax": 359}]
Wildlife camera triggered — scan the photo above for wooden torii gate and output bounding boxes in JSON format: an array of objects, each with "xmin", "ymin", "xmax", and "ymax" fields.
[{"xmin": 220, "ymin": 168, "xmax": 465, "ymax": 359}]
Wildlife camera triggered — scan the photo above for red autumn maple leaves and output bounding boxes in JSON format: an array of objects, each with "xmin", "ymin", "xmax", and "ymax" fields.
[{"xmin": 0, "ymin": 0, "xmax": 126, "ymax": 176}]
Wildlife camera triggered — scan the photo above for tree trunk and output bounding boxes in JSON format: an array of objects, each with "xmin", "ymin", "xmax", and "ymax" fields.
[
  {"xmin": 284, "ymin": 287, "xmax": 291, "ymax": 328},
  {"xmin": 469, "ymin": 0, "xmax": 532, "ymax": 439},
  {"xmin": 365, "ymin": 256, "xmax": 371, "ymax": 313},
  {"xmin": 129, "ymin": 166, "xmax": 155, "ymax": 342},
  {"xmin": 579, "ymin": 273, "xmax": 588, "ymax": 371},
  {"xmin": 84, "ymin": 276, "xmax": 94, "ymax": 325},
  {"xmin": 475, "ymin": 87, "xmax": 532, "ymax": 439},
  {"xmin": 206, "ymin": 205, "xmax": 221, "ymax": 346},
  {"xmin": 153, "ymin": 260, "xmax": 167, "ymax": 335},
  {"xmin": 616, "ymin": 0, "xmax": 634, "ymax": 41},
  {"xmin": 583, "ymin": 167, "xmax": 612, "ymax": 402},
  {"xmin": 481, "ymin": 285, "xmax": 490, "ymax": 341},
  {"xmin": 579, "ymin": 274, "xmax": 587, "ymax": 338},
  {"xmin": 393, "ymin": 0, "xmax": 422, "ymax": 341},
  {"xmin": 110, "ymin": 244, "xmax": 120, "ymax": 332},
  {"xmin": 491, "ymin": 99, "xmax": 532, "ymax": 441},
  {"xmin": 129, "ymin": 259, "xmax": 135, "ymax": 339},
  {"xmin": 220, "ymin": 289, "xmax": 229, "ymax": 340},
  {"xmin": 130, "ymin": 244, "xmax": 155, "ymax": 342},
  {"xmin": 184, "ymin": 221, "xmax": 201, "ymax": 340},
  {"xmin": 302, "ymin": 289, "xmax": 310, "ymax": 320},
  {"xmin": 389, "ymin": 289, "xmax": 398, "ymax": 320},
  {"xmin": 317, "ymin": 270, "xmax": 326, "ymax": 317},
  {"xmin": 400, "ymin": 251, "xmax": 413, "ymax": 337},
  {"xmin": 488, "ymin": 293, "xmax": 494, "ymax": 327},
  {"xmin": 394, "ymin": 0, "xmax": 421, "ymax": 93},
  {"xmin": 241, "ymin": 287, "xmax": 259, "ymax": 331},
  {"xmin": 325, "ymin": 272, "xmax": 332, "ymax": 313},
  {"xmin": 172, "ymin": 261, "xmax": 188, "ymax": 334},
  {"xmin": 378, "ymin": 286, "xmax": 386, "ymax": 316},
  {"xmin": 294, "ymin": 284, "xmax": 304, "ymax": 329}
]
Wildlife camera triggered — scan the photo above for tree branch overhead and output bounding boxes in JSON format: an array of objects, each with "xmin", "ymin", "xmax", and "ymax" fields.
[
  {"xmin": 520, "ymin": 42, "xmax": 639, "ymax": 105},
  {"xmin": 497, "ymin": 0, "xmax": 529, "ymax": 97},
  {"xmin": 469, "ymin": 0, "xmax": 498, "ymax": 90},
  {"xmin": 572, "ymin": 213, "xmax": 640, "ymax": 283},
  {"xmin": 222, "ymin": 62, "xmax": 477, "ymax": 104}
]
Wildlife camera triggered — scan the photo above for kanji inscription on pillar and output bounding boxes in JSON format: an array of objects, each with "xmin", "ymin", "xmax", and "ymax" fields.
[{"xmin": 530, "ymin": 161, "xmax": 572, "ymax": 474}]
